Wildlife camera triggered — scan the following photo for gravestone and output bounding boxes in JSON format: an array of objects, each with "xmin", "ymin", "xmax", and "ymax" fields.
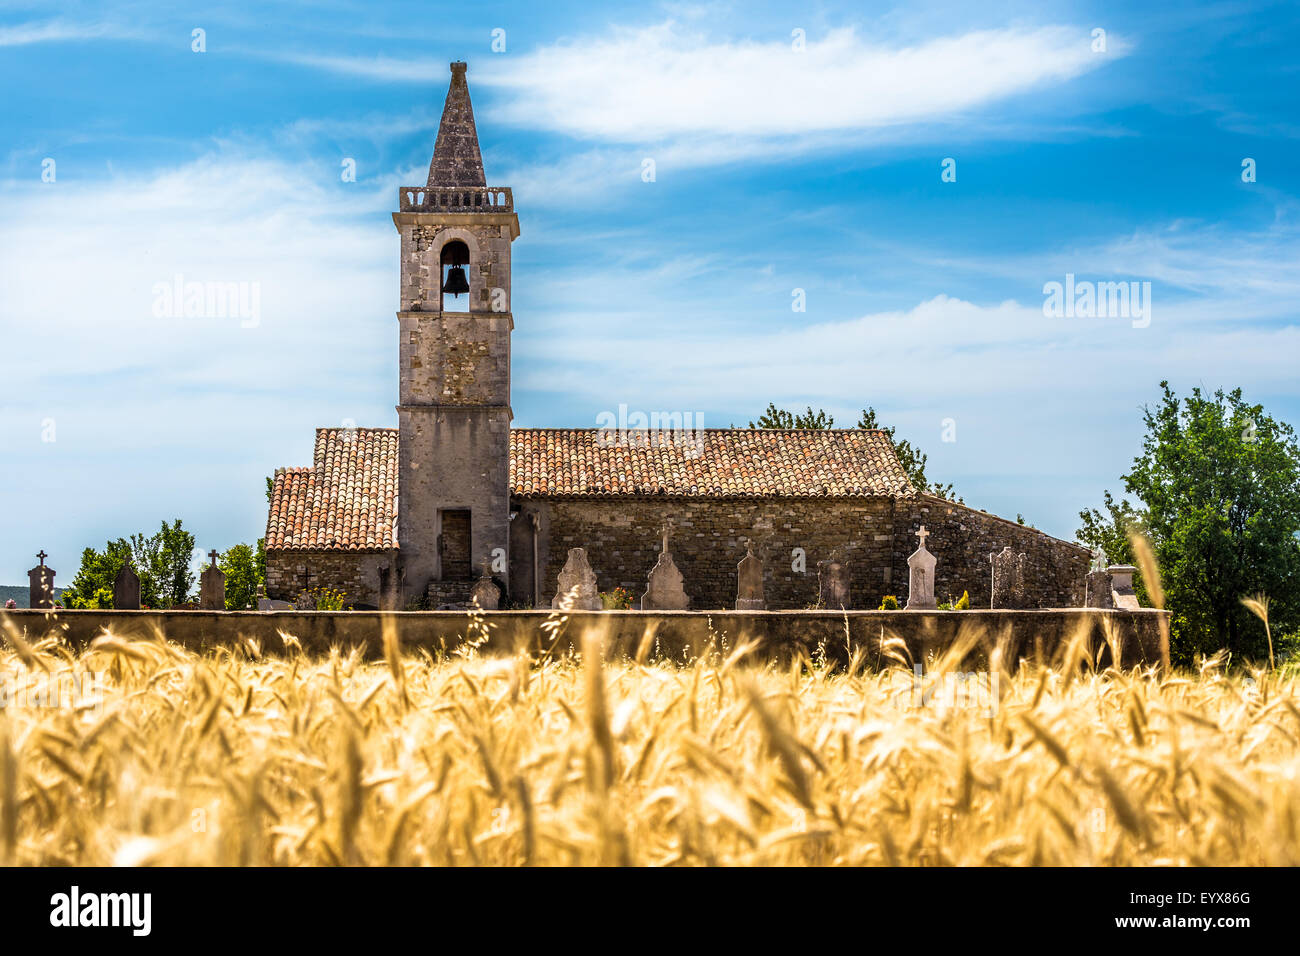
[
  {"xmin": 256, "ymin": 584, "xmax": 293, "ymax": 611},
  {"xmin": 1084, "ymin": 570, "xmax": 1113, "ymax": 609},
  {"xmin": 989, "ymin": 547, "xmax": 1027, "ymax": 609},
  {"xmin": 641, "ymin": 521, "xmax": 690, "ymax": 610},
  {"xmin": 1107, "ymin": 564, "xmax": 1140, "ymax": 610},
  {"xmin": 905, "ymin": 525, "xmax": 937, "ymax": 610},
  {"xmin": 113, "ymin": 562, "xmax": 141, "ymax": 610},
  {"xmin": 470, "ymin": 559, "xmax": 501, "ymax": 610},
  {"xmin": 735, "ymin": 542, "xmax": 765, "ymax": 610},
  {"xmin": 28, "ymin": 551, "xmax": 55, "ymax": 609},
  {"xmin": 817, "ymin": 554, "xmax": 851, "ymax": 610},
  {"xmin": 199, "ymin": 549, "xmax": 226, "ymax": 610},
  {"xmin": 551, "ymin": 548, "xmax": 602, "ymax": 611}
]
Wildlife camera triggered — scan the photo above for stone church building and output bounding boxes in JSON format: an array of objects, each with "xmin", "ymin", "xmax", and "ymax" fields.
[{"xmin": 265, "ymin": 63, "xmax": 1088, "ymax": 611}]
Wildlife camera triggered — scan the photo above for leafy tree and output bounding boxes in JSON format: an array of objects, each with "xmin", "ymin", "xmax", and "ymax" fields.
[
  {"xmin": 746, "ymin": 403, "xmax": 959, "ymax": 501},
  {"xmin": 1076, "ymin": 490, "xmax": 1150, "ymax": 604},
  {"xmin": 127, "ymin": 519, "xmax": 195, "ymax": 607},
  {"xmin": 749, "ymin": 403, "xmax": 834, "ymax": 430},
  {"xmin": 1080, "ymin": 382, "xmax": 1300, "ymax": 663},
  {"xmin": 63, "ymin": 538, "xmax": 134, "ymax": 608},
  {"xmin": 65, "ymin": 520, "xmax": 196, "ymax": 608},
  {"xmin": 219, "ymin": 540, "xmax": 265, "ymax": 610}
]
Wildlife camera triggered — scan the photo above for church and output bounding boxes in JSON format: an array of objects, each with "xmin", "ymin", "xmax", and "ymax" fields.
[{"xmin": 264, "ymin": 63, "xmax": 1088, "ymax": 611}]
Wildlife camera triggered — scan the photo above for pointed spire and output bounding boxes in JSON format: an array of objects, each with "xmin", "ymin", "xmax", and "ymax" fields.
[{"xmin": 426, "ymin": 62, "xmax": 486, "ymax": 188}]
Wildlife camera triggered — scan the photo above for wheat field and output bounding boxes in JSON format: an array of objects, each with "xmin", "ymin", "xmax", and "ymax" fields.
[{"xmin": 1, "ymin": 618, "xmax": 1298, "ymax": 867}]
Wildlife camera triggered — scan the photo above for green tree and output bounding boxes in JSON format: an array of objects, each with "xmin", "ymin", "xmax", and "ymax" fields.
[
  {"xmin": 746, "ymin": 403, "xmax": 958, "ymax": 501},
  {"xmin": 63, "ymin": 539, "xmax": 134, "ymax": 608},
  {"xmin": 1076, "ymin": 489, "xmax": 1150, "ymax": 604},
  {"xmin": 220, "ymin": 540, "xmax": 265, "ymax": 610},
  {"xmin": 1081, "ymin": 382, "xmax": 1300, "ymax": 663},
  {"xmin": 749, "ymin": 403, "xmax": 834, "ymax": 430},
  {"xmin": 130, "ymin": 519, "xmax": 196, "ymax": 607}
]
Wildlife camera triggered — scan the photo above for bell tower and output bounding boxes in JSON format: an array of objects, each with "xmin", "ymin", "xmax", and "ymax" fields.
[{"xmin": 394, "ymin": 61, "xmax": 519, "ymax": 606}]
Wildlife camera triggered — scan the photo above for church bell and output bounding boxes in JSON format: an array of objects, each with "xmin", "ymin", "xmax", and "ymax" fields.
[{"xmin": 441, "ymin": 264, "xmax": 470, "ymax": 297}]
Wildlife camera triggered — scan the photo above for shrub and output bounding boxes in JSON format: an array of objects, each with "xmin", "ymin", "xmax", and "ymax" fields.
[
  {"xmin": 878, "ymin": 595, "xmax": 900, "ymax": 610},
  {"xmin": 599, "ymin": 587, "xmax": 634, "ymax": 610},
  {"xmin": 296, "ymin": 587, "xmax": 350, "ymax": 611},
  {"xmin": 956, "ymin": 590, "xmax": 971, "ymax": 610}
]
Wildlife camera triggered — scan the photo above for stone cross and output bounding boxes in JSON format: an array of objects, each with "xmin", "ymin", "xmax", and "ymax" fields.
[
  {"xmin": 660, "ymin": 519, "xmax": 672, "ymax": 554},
  {"xmin": 551, "ymin": 548, "xmax": 602, "ymax": 611},
  {"xmin": 200, "ymin": 552, "xmax": 226, "ymax": 611},
  {"xmin": 905, "ymin": 527, "xmax": 937, "ymax": 610},
  {"xmin": 642, "ymin": 546, "xmax": 690, "ymax": 610},
  {"xmin": 470, "ymin": 558, "xmax": 501, "ymax": 611},
  {"xmin": 28, "ymin": 553, "xmax": 56, "ymax": 610},
  {"xmin": 735, "ymin": 542, "xmax": 765, "ymax": 610},
  {"xmin": 208, "ymin": 548, "xmax": 220, "ymax": 566}
]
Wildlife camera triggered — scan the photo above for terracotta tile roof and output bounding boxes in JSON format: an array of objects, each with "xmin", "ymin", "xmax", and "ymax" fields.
[
  {"xmin": 267, "ymin": 427, "xmax": 912, "ymax": 550},
  {"xmin": 265, "ymin": 428, "xmax": 399, "ymax": 551},
  {"xmin": 509, "ymin": 429, "xmax": 914, "ymax": 498}
]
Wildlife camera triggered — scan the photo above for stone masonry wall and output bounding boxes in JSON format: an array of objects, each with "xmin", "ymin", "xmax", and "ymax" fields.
[
  {"xmin": 265, "ymin": 550, "xmax": 394, "ymax": 609},
  {"xmin": 893, "ymin": 495, "xmax": 1089, "ymax": 608},
  {"xmin": 511, "ymin": 495, "xmax": 1090, "ymax": 611},
  {"xmin": 515, "ymin": 497, "xmax": 898, "ymax": 611}
]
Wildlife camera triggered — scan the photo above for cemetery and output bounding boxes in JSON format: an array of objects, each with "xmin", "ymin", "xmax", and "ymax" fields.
[
  {"xmin": 3, "ymin": 65, "xmax": 1171, "ymax": 669},
  {"xmin": 8, "ymin": 529, "xmax": 1168, "ymax": 670}
]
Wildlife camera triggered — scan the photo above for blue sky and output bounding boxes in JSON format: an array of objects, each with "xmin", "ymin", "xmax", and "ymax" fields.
[{"xmin": 2, "ymin": 0, "xmax": 1298, "ymax": 582}]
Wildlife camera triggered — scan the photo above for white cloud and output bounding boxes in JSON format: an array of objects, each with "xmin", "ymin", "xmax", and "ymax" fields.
[
  {"xmin": 479, "ymin": 22, "xmax": 1129, "ymax": 143},
  {"xmin": 269, "ymin": 52, "xmax": 442, "ymax": 84},
  {"xmin": 0, "ymin": 18, "xmax": 143, "ymax": 47}
]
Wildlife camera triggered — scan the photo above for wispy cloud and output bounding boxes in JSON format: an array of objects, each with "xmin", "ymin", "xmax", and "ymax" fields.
[
  {"xmin": 480, "ymin": 22, "xmax": 1130, "ymax": 143},
  {"xmin": 0, "ymin": 18, "xmax": 144, "ymax": 47}
]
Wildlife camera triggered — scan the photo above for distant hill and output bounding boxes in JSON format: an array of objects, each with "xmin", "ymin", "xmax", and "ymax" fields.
[{"xmin": 0, "ymin": 584, "xmax": 67, "ymax": 608}]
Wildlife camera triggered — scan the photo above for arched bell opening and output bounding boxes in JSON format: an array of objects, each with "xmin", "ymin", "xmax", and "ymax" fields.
[{"xmin": 440, "ymin": 240, "xmax": 471, "ymax": 312}]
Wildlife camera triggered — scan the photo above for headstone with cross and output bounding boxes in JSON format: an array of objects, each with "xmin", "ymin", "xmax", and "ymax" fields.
[
  {"xmin": 735, "ymin": 539, "xmax": 766, "ymax": 610},
  {"xmin": 551, "ymin": 548, "xmax": 601, "ymax": 610},
  {"xmin": 642, "ymin": 520, "xmax": 689, "ymax": 610},
  {"xmin": 905, "ymin": 525, "xmax": 937, "ymax": 610},
  {"xmin": 817, "ymin": 552, "xmax": 851, "ymax": 610},
  {"xmin": 114, "ymin": 560, "xmax": 141, "ymax": 610},
  {"xmin": 200, "ymin": 548, "xmax": 226, "ymax": 610},
  {"xmin": 28, "ymin": 550, "xmax": 56, "ymax": 610},
  {"xmin": 470, "ymin": 557, "xmax": 501, "ymax": 611}
]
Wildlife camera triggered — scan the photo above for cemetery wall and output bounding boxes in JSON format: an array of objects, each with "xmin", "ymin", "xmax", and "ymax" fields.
[
  {"xmin": 2, "ymin": 607, "xmax": 1169, "ymax": 670},
  {"xmin": 513, "ymin": 495, "xmax": 1090, "ymax": 610},
  {"xmin": 515, "ymin": 497, "xmax": 899, "ymax": 610},
  {"xmin": 896, "ymin": 496, "xmax": 1090, "ymax": 608}
]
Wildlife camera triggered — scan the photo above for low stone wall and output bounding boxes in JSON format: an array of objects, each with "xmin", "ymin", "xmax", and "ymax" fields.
[{"xmin": 3, "ymin": 608, "xmax": 1168, "ymax": 670}]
